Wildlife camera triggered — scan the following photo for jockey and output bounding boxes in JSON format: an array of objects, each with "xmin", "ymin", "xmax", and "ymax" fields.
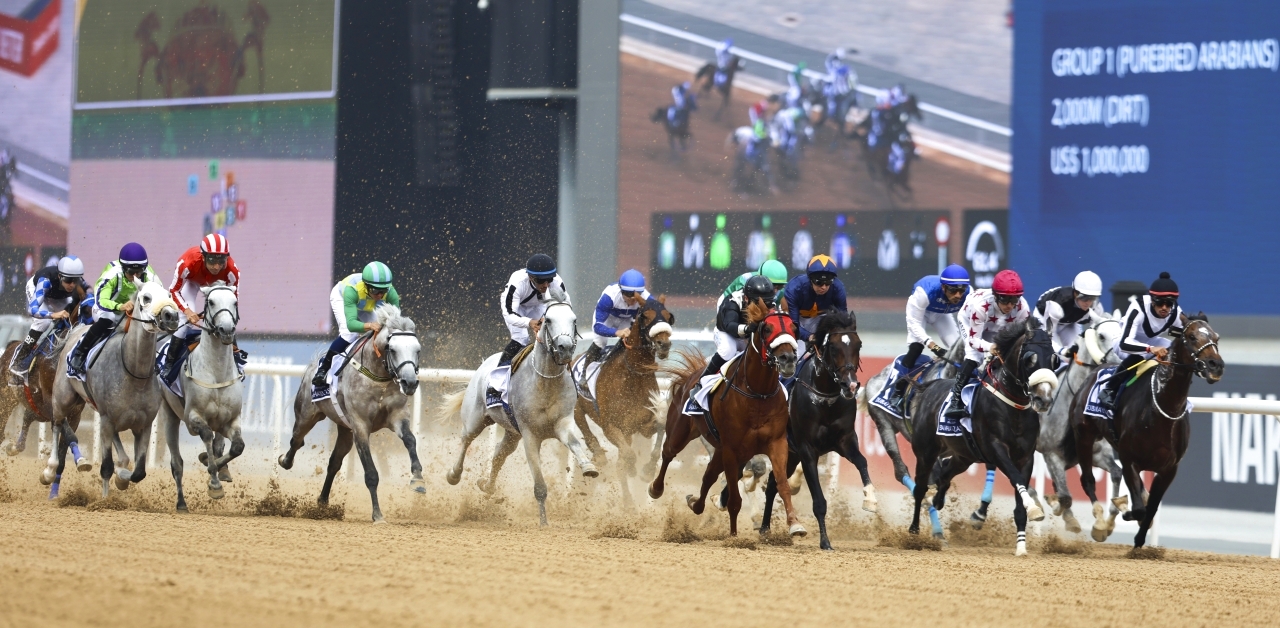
[
  {"xmin": 671, "ymin": 82, "xmax": 697, "ymax": 112},
  {"xmin": 783, "ymin": 254, "xmax": 847, "ymax": 354},
  {"xmin": 785, "ymin": 61, "xmax": 808, "ymax": 108},
  {"xmin": 163, "ymin": 234, "xmax": 243, "ymax": 382},
  {"xmin": 311, "ymin": 262, "xmax": 399, "ymax": 387},
  {"xmin": 1097, "ymin": 272, "xmax": 1184, "ymax": 410},
  {"xmin": 721, "ymin": 259, "xmax": 788, "ymax": 304},
  {"xmin": 883, "ymin": 264, "xmax": 971, "ymax": 413},
  {"xmin": 69, "ymin": 243, "xmax": 162, "ymax": 375},
  {"xmin": 579, "ymin": 269, "xmax": 651, "ymax": 388},
  {"xmin": 748, "ymin": 94, "xmax": 781, "ymax": 127},
  {"xmin": 1034, "ymin": 270, "xmax": 1105, "ymax": 358},
  {"xmin": 487, "ymin": 254, "xmax": 570, "ymax": 404},
  {"xmin": 9, "ymin": 256, "xmax": 86, "ymax": 382},
  {"xmin": 944, "ymin": 269, "xmax": 1030, "ymax": 418},
  {"xmin": 714, "ymin": 38, "xmax": 735, "ymax": 73},
  {"xmin": 687, "ymin": 274, "xmax": 776, "ymax": 411}
]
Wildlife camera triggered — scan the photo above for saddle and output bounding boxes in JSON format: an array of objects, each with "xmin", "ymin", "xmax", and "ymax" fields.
[{"xmin": 508, "ymin": 343, "xmax": 536, "ymax": 375}]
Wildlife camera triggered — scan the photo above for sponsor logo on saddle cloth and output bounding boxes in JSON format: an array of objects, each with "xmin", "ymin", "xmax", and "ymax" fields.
[
  {"xmin": 936, "ymin": 383, "xmax": 978, "ymax": 436},
  {"xmin": 65, "ymin": 329, "xmax": 119, "ymax": 383},
  {"xmin": 1083, "ymin": 360, "xmax": 1167, "ymax": 421}
]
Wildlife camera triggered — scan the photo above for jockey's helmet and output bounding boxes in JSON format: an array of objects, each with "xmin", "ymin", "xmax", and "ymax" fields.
[
  {"xmin": 743, "ymin": 275, "xmax": 776, "ymax": 308},
  {"xmin": 806, "ymin": 254, "xmax": 838, "ymax": 281},
  {"xmin": 759, "ymin": 259, "xmax": 788, "ymax": 288},
  {"xmin": 362, "ymin": 261, "xmax": 393, "ymax": 289},
  {"xmin": 618, "ymin": 269, "xmax": 645, "ymax": 292},
  {"xmin": 525, "ymin": 254, "xmax": 557, "ymax": 278},
  {"xmin": 119, "ymin": 242, "xmax": 148, "ymax": 268},
  {"xmin": 201, "ymin": 233, "xmax": 230, "ymax": 255},
  {"xmin": 940, "ymin": 264, "xmax": 970, "ymax": 285},
  {"xmin": 1072, "ymin": 271, "xmax": 1103, "ymax": 297},
  {"xmin": 992, "ymin": 270, "xmax": 1023, "ymax": 296},
  {"xmin": 57, "ymin": 256, "xmax": 84, "ymax": 279},
  {"xmin": 1148, "ymin": 272, "xmax": 1179, "ymax": 299}
]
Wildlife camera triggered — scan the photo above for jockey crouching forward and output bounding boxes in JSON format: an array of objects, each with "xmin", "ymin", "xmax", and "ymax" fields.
[
  {"xmin": 884, "ymin": 264, "xmax": 970, "ymax": 414},
  {"xmin": 944, "ymin": 269, "xmax": 1030, "ymax": 419},
  {"xmin": 485, "ymin": 254, "xmax": 571, "ymax": 406},
  {"xmin": 9, "ymin": 256, "xmax": 87, "ymax": 383},
  {"xmin": 578, "ymin": 269, "xmax": 650, "ymax": 390},
  {"xmin": 1034, "ymin": 270, "xmax": 1105, "ymax": 360},
  {"xmin": 69, "ymin": 243, "xmax": 162, "ymax": 376},
  {"xmin": 311, "ymin": 262, "xmax": 399, "ymax": 387},
  {"xmin": 685, "ymin": 275, "xmax": 776, "ymax": 413},
  {"xmin": 721, "ymin": 259, "xmax": 788, "ymax": 305},
  {"xmin": 783, "ymin": 254, "xmax": 847, "ymax": 356},
  {"xmin": 1097, "ymin": 272, "xmax": 1184, "ymax": 411},
  {"xmin": 163, "ymin": 234, "xmax": 243, "ymax": 383}
]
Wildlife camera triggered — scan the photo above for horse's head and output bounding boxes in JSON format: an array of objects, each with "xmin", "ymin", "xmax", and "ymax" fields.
[
  {"xmin": 992, "ymin": 319, "xmax": 1059, "ymax": 412},
  {"xmin": 1082, "ymin": 316, "xmax": 1123, "ymax": 365},
  {"xmin": 635, "ymin": 295, "xmax": 674, "ymax": 360},
  {"xmin": 814, "ymin": 309, "xmax": 862, "ymax": 399},
  {"xmin": 746, "ymin": 299, "xmax": 797, "ymax": 378},
  {"xmin": 540, "ymin": 301, "xmax": 577, "ymax": 366},
  {"xmin": 200, "ymin": 282, "xmax": 239, "ymax": 345},
  {"xmin": 374, "ymin": 304, "xmax": 420, "ymax": 396},
  {"xmin": 1178, "ymin": 314, "xmax": 1224, "ymax": 384},
  {"xmin": 132, "ymin": 279, "xmax": 180, "ymax": 333}
]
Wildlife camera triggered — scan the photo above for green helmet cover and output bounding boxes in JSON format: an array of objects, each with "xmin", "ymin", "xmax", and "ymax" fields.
[
  {"xmin": 362, "ymin": 261, "xmax": 393, "ymax": 288},
  {"xmin": 759, "ymin": 259, "xmax": 788, "ymax": 285}
]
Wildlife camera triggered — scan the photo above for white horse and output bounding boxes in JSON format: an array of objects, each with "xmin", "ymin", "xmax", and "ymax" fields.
[
  {"xmin": 441, "ymin": 290, "xmax": 598, "ymax": 526},
  {"xmin": 1036, "ymin": 316, "xmax": 1126, "ymax": 534},
  {"xmin": 159, "ymin": 283, "xmax": 243, "ymax": 512},
  {"xmin": 283, "ymin": 305, "xmax": 422, "ymax": 523},
  {"xmin": 51, "ymin": 280, "xmax": 180, "ymax": 497}
]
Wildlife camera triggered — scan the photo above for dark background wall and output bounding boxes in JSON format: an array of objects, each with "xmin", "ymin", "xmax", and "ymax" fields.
[{"xmin": 335, "ymin": 0, "xmax": 562, "ymax": 366}]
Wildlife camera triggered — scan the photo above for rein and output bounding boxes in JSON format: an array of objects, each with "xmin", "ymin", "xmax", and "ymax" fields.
[
  {"xmin": 1146, "ymin": 321, "xmax": 1215, "ymax": 420},
  {"xmin": 801, "ymin": 331, "xmax": 860, "ymax": 403},
  {"xmin": 534, "ymin": 302, "xmax": 575, "ymax": 379},
  {"xmin": 724, "ymin": 310, "xmax": 792, "ymax": 400}
]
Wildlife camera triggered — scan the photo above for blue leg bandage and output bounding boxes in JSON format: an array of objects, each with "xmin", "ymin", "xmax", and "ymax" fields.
[
  {"xmin": 901, "ymin": 474, "xmax": 916, "ymax": 491},
  {"xmin": 929, "ymin": 506, "xmax": 943, "ymax": 536},
  {"xmin": 981, "ymin": 469, "xmax": 996, "ymax": 503}
]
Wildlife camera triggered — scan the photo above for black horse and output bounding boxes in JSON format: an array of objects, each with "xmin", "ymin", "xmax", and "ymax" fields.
[
  {"xmin": 1071, "ymin": 315, "xmax": 1223, "ymax": 547},
  {"xmin": 758, "ymin": 310, "xmax": 870, "ymax": 550},
  {"xmin": 907, "ymin": 319, "xmax": 1061, "ymax": 556},
  {"xmin": 694, "ymin": 55, "xmax": 744, "ymax": 120},
  {"xmin": 650, "ymin": 103, "xmax": 693, "ymax": 158},
  {"xmin": 855, "ymin": 94, "xmax": 922, "ymax": 199}
]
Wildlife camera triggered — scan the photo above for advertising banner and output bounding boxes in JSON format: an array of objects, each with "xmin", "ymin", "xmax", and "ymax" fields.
[{"xmin": 960, "ymin": 208, "xmax": 1008, "ymax": 289}]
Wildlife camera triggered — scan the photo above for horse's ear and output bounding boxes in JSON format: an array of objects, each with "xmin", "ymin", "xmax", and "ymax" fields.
[
  {"xmin": 657, "ymin": 294, "xmax": 667, "ymax": 305},
  {"xmin": 665, "ymin": 309, "xmax": 675, "ymax": 325},
  {"xmin": 642, "ymin": 309, "xmax": 656, "ymax": 321},
  {"xmin": 200, "ymin": 285, "xmax": 213, "ymax": 296}
]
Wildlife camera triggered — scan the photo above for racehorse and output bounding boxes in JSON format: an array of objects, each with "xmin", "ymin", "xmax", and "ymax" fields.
[
  {"xmin": 573, "ymin": 296, "xmax": 673, "ymax": 506},
  {"xmin": 759, "ymin": 310, "xmax": 873, "ymax": 550},
  {"xmin": 442, "ymin": 287, "xmax": 598, "ymax": 526},
  {"xmin": 1070, "ymin": 314, "xmax": 1223, "ymax": 547},
  {"xmin": 648, "ymin": 300, "xmax": 802, "ymax": 538},
  {"xmin": 51, "ymin": 280, "xmax": 181, "ymax": 498},
  {"xmin": 728, "ymin": 127, "xmax": 775, "ymax": 195},
  {"xmin": 694, "ymin": 54, "xmax": 744, "ymax": 120},
  {"xmin": 1036, "ymin": 316, "xmax": 1125, "ymax": 534},
  {"xmin": 855, "ymin": 94, "xmax": 922, "ymax": 199},
  {"xmin": 159, "ymin": 283, "xmax": 244, "ymax": 512},
  {"xmin": 281, "ymin": 305, "xmax": 422, "ymax": 523},
  {"xmin": 650, "ymin": 104, "xmax": 693, "ymax": 157},
  {"xmin": 907, "ymin": 320, "xmax": 1059, "ymax": 556},
  {"xmin": 0, "ymin": 320, "xmax": 93, "ymax": 495}
]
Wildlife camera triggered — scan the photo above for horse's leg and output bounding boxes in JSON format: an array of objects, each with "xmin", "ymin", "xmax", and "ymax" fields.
[
  {"xmin": 41, "ymin": 420, "xmax": 60, "ymax": 485},
  {"xmin": 1075, "ymin": 427, "xmax": 1109, "ymax": 540},
  {"xmin": 97, "ymin": 419, "xmax": 115, "ymax": 498},
  {"xmin": 352, "ymin": 427, "xmax": 384, "ymax": 523},
  {"xmin": 480, "ymin": 426, "xmax": 520, "ymax": 495},
  {"xmin": 1134, "ymin": 467, "xmax": 1177, "ymax": 548},
  {"xmin": 1120, "ymin": 461, "xmax": 1147, "ymax": 522},
  {"xmin": 213, "ymin": 426, "xmax": 245, "ymax": 484},
  {"xmin": 48, "ymin": 424, "xmax": 68, "ymax": 500},
  {"xmin": 972, "ymin": 465, "xmax": 997, "ymax": 526},
  {"xmin": 8, "ymin": 412, "xmax": 33, "ymax": 455},
  {"xmin": 687, "ymin": 448, "xmax": 724, "ymax": 516},
  {"xmin": 446, "ymin": 409, "xmax": 491, "ymax": 486},
  {"xmin": 648, "ymin": 408, "xmax": 694, "ymax": 500},
  {"xmin": 759, "ymin": 468, "xmax": 779, "ymax": 535},
  {"xmin": 1044, "ymin": 448, "xmax": 1079, "ymax": 532},
  {"xmin": 798, "ymin": 447, "xmax": 832, "ymax": 549},
  {"xmin": 767, "ymin": 436, "xmax": 804, "ymax": 536},
  {"xmin": 573, "ymin": 403, "xmax": 606, "ymax": 460},
  {"xmin": 64, "ymin": 416, "xmax": 90, "ymax": 472},
  {"xmin": 392, "ymin": 417, "xmax": 425, "ymax": 493},
  {"xmin": 1105, "ymin": 449, "xmax": 1124, "ymax": 530},
  {"xmin": 601, "ymin": 423, "xmax": 635, "ymax": 506},
  {"xmin": 872, "ymin": 411, "xmax": 912, "ymax": 489},
  {"xmin": 518, "ymin": 430, "xmax": 551, "ymax": 527},
  {"xmin": 160, "ymin": 404, "xmax": 187, "ymax": 512},
  {"xmin": 278, "ymin": 401, "xmax": 323, "ymax": 470},
  {"xmin": 985, "ymin": 439, "xmax": 1039, "ymax": 555},
  {"xmin": 1007, "ymin": 468, "xmax": 1031, "ymax": 557},
  {"xmin": 553, "ymin": 414, "xmax": 598, "ymax": 478},
  {"xmin": 194, "ymin": 424, "xmax": 223, "ymax": 498},
  {"xmin": 319, "ymin": 426, "xmax": 353, "ymax": 505},
  {"xmin": 839, "ymin": 432, "xmax": 877, "ymax": 513},
  {"xmin": 908, "ymin": 434, "xmax": 941, "ymax": 536},
  {"xmin": 723, "ymin": 451, "xmax": 743, "ymax": 536},
  {"xmin": 125, "ymin": 420, "xmax": 152, "ymax": 486}
]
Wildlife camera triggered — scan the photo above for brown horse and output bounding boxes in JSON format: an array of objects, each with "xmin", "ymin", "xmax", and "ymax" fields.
[
  {"xmin": 1071, "ymin": 314, "xmax": 1223, "ymax": 547},
  {"xmin": 648, "ymin": 300, "xmax": 802, "ymax": 537},
  {"xmin": 573, "ymin": 297, "xmax": 674, "ymax": 505}
]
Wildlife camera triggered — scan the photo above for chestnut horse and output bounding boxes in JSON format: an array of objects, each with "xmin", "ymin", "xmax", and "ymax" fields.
[
  {"xmin": 1071, "ymin": 314, "xmax": 1223, "ymax": 547},
  {"xmin": 573, "ymin": 296, "xmax": 674, "ymax": 505},
  {"xmin": 648, "ymin": 301, "xmax": 801, "ymax": 537}
]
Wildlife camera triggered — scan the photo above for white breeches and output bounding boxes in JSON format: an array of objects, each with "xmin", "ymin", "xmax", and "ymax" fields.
[
  {"xmin": 714, "ymin": 329, "xmax": 746, "ymax": 361},
  {"xmin": 329, "ymin": 284, "xmax": 376, "ymax": 343},
  {"xmin": 907, "ymin": 311, "xmax": 960, "ymax": 348}
]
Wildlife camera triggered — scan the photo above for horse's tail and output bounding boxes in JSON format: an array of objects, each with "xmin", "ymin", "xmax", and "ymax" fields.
[
  {"xmin": 434, "ymin": 388, "xmax": 466, "ymax": 426},
  {"xmin": 647, "ymin": 387, "xmax": 671, "ymax": 428},
  {"xmin": 663, "ymin": 347, "xmax": 706, "ymax": 402}
]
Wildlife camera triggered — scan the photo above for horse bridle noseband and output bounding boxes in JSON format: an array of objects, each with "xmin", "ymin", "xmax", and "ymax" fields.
[
  {"xmin": 1149, "ymin": 321, "xmax": 1218, "ymax": 420},
  {"xmin": 803, "ymin": 332, "xmax": 860, "ymax": 402},
  {"xmin": 535, "ymin": 302, "xmax": 577, "ymax": 377},
  {"xmin": 725, "ymin": 311, "xmax": 793, "ymax": 400},
  {"xmin": 198, "ymin": 285, "xmax": 240, "ymax": 336}
]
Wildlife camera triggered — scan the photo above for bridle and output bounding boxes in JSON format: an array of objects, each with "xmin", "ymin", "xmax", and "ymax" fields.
[
  {"xmin": 120, "ymin": 289, "xmax": 179, "ymax": 380},
  {"xmin": 535, "ymin": 302, "xmax": 576, "ymax": 377},
  {"xmin": 803, "ymin": 329, "xmax": 861, "ymax": 402},
  {"xmin": 357, "ymin": 327, "xmax": 420, "ymax": 387},
  {"xmin": 983, "ymin": 333, "xmax": 1055, "ymax": 410},
  {"xmin": 620, "ymin": 303, "xmax": 672, "ymax": 374},
  {"xmin": 725, "ymin": 310, "xmax": 795, "ymax": 400},
  {"xmin": 196, "ymin": 285, "xmax": 240, "ymax": 341},
  {"xmin": 1149, "ymin": 320, "xmax": 1219, "ymax": 420}
]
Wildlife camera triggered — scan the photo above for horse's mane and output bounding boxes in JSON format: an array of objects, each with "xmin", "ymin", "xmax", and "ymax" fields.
[
  {"xmin": 664, "ymin": 347, "xmax": 708, "ymax": 395},
  {"xmin": 1186, "ymin": 311, "xmax": 1209, "ymax": 323},
  {"xmin": 745, "ymin": 299, "xmax": 770, "ymax": 324},
  {"xmin": 375, "ymin": 304, "xmax": 416, "ymax": 333},
  {"xmin": 813, "ymin": 309, "xmax": 856, "ymax": 346},
  {"xmin": 992, "ymin": 318, "xmax": 1032, "ymax": 359}
]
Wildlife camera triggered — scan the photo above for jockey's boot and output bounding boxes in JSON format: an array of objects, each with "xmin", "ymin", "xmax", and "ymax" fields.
[
  {"xmin": 163, "ymin": 335, "xmax": 188, "ymax": 384},
  {"xmin": 70, "ymin": 319, "xmax": 113, "ymax": 376},
  {"xmin": 887, "ymin": 376, "xmax": 910, "ymax": 416},
  {"xmin": 311, "ymin": 350, "xmax": 337, "ymax": 387},
  {"xmin": 943, "ymin": 359, "xmax": 978, "ymax": 420},
  {"xmin": 8, "ymin": 328, "xmax": 41, "ymax": 384},
  {"xmin": 578, "ymin": 343, "xmax": 604, "ymax": 391}
]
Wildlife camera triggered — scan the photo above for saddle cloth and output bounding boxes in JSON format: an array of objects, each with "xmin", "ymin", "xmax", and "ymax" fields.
[
  {"xmin": 157, "ymin": 338, "xmax": 246, "ymax": 399},
  {"xmin": 936, "ymin": 383, "xmax": 977, "ymax": 436},
  {"xmin": 1083, "ymin": 366, "xmax": 1119, "ymax": 420},
  {"xmin": 310, "ymin": 351, "xmax": 351, "ymax": 403},
  {"xmin": 684, "ymin": 353, "xmax": 790, "ymax": 415},
  {"xmin": 64, "ymin": 329, "xmax": 118, "ymax": 382},
  {"xmin": 570, "ymin": 354, "xmax": 604, "ymax": 400},
  {"xmin": 486, "ymin": 344, "xmax": 539, "ymax": 408},
  {"xmin": 870, "ymin": 353, "xmax": 936, "ymax": 419}
]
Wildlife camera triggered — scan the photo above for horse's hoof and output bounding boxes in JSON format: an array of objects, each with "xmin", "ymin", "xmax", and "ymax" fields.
[
  {"xmin": 40, "ymin": 468, "xmax": 54, "ymax": 486},
  {"xmin": 648, "ymin": 484, "xmax": 663, "ymax": 500},
  {"xmin": 5, "ymin": 443, "xmax": 22, "ymax": 456},
  {"xmin": 218, "ymin": 469, "xmax": 233, "ymax": 483},
  {"xmin": 410, "ymin": 478, "xmax": 426, "ymax": 494},
  {"xmin": 714, "ymin": 493, "xmax": 727, "ymax": 512},
  {"xmin": 686, "ymin": 494, "xmax": 698, "ymax": 511},
  {"xmin": 446, "ymin": 470, "xmax": 461, "ymax": 486},
  {"xmin": 1106, "ymin": 517, "xmax": 1118, "ymax": 534},
  {"xmin": 1090, "ymin": 526, "xmax": 1109, "ymax": 542},
  {"xmin": 207, "ymin": 484, "xmax": 224, "ymax": 499},
  {"xmin": 477, "ymin": 478, "xmax": 493, "ymax": 495},
  {"xmin": 1063, "ymin": 511, "xmax": 1082, "ymax": 534},
  {"xmin": 1014, "ymin": 540, "xmax": 1028, "ymax": 557},
  {"xmin": 76, "ymin": 458, "xmax": 92, "ymax": 472},
  {"xmin": 176, "ymin": 504, "xmax": 189, "ymax": 514},
  {"xmin": 277, "ymin": 455, "xmax": 293, "ymax": 470},
  {"xmin": 113, "ymin": 476, "xmax": 130, "ymax": 491},
  {"xmin": 862, "ymin": 499, "xmax": 878, "ymax": 514},
  {"xmin": 580, "ymin": 463, "xmax": 599, "ymax": 479},
  {"xmin": 48, "ymin": 483, "xmax": 59, "ymax": 500},
  {"xmin": 1111, "ymin": 495, "xmax": 1129, "ymax": 512},
  {"xmin": 1046, "ymin": 494, "xmax": 1063, "ymax": 517},
  {"xmin": 1026, "ymin": 502, "xmax": 1045, "ymax": 522},
  {"xmin": 372, "ymin": 518, "xmax": 388, "ymax": 525},
  {"xmin": 789, "ymin": 523, "xmax": 807, "ymax": 537}
]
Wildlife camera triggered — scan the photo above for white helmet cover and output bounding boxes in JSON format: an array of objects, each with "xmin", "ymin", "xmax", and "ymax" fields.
[
  {"xmin": 57, "ymin": 256, "xmax": 85, "ymax": 278},
  {"xmin": 1073, "ymin": 270, "xmax": 1103, "ymax": 297}
]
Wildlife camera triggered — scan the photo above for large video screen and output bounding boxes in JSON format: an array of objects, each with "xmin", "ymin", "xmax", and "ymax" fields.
[
  {"xmin": 68, "ymin": 0, "xmax": 339, "ymax": 334},
  {"xmin": 1011, "ymin": 0, "xmax": 1280, "ymax": 314}
]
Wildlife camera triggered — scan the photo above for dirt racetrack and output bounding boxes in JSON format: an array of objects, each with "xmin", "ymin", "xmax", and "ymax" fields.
[{"xmin": 1, "ymin": 454, "xmax": 1278, "ymax": 628}]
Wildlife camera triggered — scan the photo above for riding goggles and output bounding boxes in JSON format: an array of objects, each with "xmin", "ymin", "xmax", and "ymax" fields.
[
  {"xmin": 203, "ymin": 253, "xmax": 229, "ymax": 265},
  {"xmin": 530, "ymin": 275, "xmax": 554, "ymax": 286},
  {"xmin": 620, "ymin": 289, "xmax": 637, "ymax": 297},
  {"xmin": 1151, "ymin": 296, "xmax": 1178, "ymax": 308},
  {"xmin": 943, "ymin": 284, "xmax": 967, "ymax": 295},
  {"xmin": 122, "ymin": 264, "xmax": 147, "ymax": 275},
  {"xmin": 994, "ymin": 294, "xmax": 1021, "ymax": 306},
  {"xmin": 810, "ymin": 277, "xmax": 833, "ymax": 287}
]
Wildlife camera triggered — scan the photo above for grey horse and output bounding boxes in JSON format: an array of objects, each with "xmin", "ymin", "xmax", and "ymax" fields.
[
  {"xmin": 1036, "ymin": 316, "xmax": 1126, "ymax": 535},
  {"xmin": 159, "ymin": 283, "xmax": 244, "ymax": 512},
  {"xmin": 441, "ymin": 290, "xmax": 598, "ymax": 526},
  {"xmin": 51, "ymin": 280, "xmax": 180, "ymax": 497},
  {"xmin": 281, "ymin": 305, "xmax": 422, "ymax": 523}
]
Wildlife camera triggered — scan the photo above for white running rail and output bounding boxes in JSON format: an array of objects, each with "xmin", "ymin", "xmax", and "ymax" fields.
[{"xmin": 619, "ymin": 13, "xmax": 1013, "ymax": 138}]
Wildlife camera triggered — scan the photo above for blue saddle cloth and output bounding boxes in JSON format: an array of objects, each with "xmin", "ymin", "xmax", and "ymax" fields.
[
  {"xmin": 1084, "ymin": 366, "xmax": 1120, "ymax": 420},
  {"xmin": 936, "ymin": 383, "xmax": 978, "ymax": 436}
]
